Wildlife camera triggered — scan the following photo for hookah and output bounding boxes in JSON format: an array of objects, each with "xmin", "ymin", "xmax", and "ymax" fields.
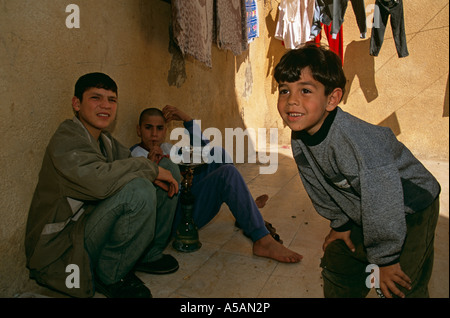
[{"xmin": 172, "ymin": 146, "xmax": 206, "ymax": 252}]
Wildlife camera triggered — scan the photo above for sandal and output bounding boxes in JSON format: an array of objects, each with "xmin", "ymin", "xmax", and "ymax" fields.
[
  {"xmin": 235, "ymin": 220, "xmax": 283, "ymax": 244},
  {"xmin": 264, "ymin": 221, "xmax": 283, "ymax": 244}
]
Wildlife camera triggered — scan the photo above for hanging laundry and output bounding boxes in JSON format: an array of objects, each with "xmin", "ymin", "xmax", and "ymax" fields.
[
  {"xmin": 246, "ymin": 0, "xmax": 259, "ymax": 43},
  {"xmin": 331, "ymin": 0, "xmax": 367, "ymax": 39},
  {"xmin": 312, "ymin": 23, "xmax": 344, "ymax": 64},
  {"xmin": 370, "ymin": 0, "xmax": 409, "ymax": 58},
  {"xmin": 171, "ymin": 0, "xmax": 255, "ymax": 67},
  {"xmin": 310, "ymin": 0, "xmax": 332, "ymax": 40},
  {"xmin": 171, "ymin": 0, "xmax": 214, "ymax": 67},
  {"xmin": 215, "ymin": 0, "xmax": 248, "ymax": 56},
  {"xmin": 310, "ymin": 0, "xmax": 366, "ymax": 41},
  {"xmin": 275, "ymin": 0, "xmax": 315, "ymax": 49}
]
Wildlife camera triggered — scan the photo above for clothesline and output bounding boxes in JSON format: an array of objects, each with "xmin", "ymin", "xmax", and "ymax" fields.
[
  {"xmin": 171, "ymin": 0, "xmax": 260, "ymax": 67},
  {"xmin": 168, "ymin": 0, "xmax": 408, "ymax": 67},
  {"xmin": 274, "ymin": 0, "xmax": 408, "ymax": 59}
]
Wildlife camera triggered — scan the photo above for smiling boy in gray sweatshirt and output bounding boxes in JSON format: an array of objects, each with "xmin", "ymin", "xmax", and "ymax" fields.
[{"xmin": 274, "ymin": 44, "xmax": 440, "ymax": 298}]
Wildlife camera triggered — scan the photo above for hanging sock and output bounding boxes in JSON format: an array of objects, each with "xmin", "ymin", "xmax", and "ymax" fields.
[{"xmin": 370, "ymin": 0, "xmax": 409, "ymax": 58}]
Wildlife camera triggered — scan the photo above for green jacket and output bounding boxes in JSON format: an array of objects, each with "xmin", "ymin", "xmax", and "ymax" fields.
[{"xmin": 25, "ymin": 117, "xmax": 158, "ymax": 297}]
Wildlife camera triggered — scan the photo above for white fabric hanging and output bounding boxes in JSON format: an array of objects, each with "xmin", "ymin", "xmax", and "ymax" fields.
[{"xmin": 275, "ymin": 0, "xmax": 315, "ymax": 49}]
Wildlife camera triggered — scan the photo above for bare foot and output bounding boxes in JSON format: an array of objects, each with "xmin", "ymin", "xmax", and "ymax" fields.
[
  {"xmin": 255, "ymin": 194, "xmax": 269, "ymax": 209},
  {"xmin": 253, "ymin": 234, "xmax": 303, "ymax": 263}
]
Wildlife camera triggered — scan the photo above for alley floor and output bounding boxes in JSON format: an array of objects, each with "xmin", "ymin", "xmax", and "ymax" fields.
[{"xmin": 20, "ymin": 146, "xmax": 449, "ymax": 299}]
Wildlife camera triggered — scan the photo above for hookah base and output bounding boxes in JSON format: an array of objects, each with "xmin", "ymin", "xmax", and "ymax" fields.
[{"xmin": 172, "ymin": 239, "xmax": 202, "ymax": 253}]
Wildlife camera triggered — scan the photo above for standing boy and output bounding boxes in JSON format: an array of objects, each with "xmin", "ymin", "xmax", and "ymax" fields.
[
  {"xmin": 25, "ymin": 73, "xmax": 180, "ymax": 298},
  {"xmin": 131, "ymin": 105, "xmax": 303, "ymax": 263},
  {"xmin": 274, "ymin": 44, "xmax": 441, "ymax": 298}
]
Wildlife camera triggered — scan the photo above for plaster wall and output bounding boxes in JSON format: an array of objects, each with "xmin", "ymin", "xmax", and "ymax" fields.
[{"xmin": 0, "ymin": 0, "xmax": 448, "ymax": 296}]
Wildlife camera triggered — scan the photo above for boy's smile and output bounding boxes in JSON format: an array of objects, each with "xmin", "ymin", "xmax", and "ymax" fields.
[
  {"xmin": 277, "ymin": 67, "xmax": 339, "ymax": 135},
  {"xmin": 72, "ymin": 87, "xmax": 117, "ymax": 139}
]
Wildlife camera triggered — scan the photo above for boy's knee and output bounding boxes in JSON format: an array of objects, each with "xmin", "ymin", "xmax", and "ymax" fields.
[
  {"xmin": 159, "ymin": 157, "xmax": 181, "ymax": 183},
  {"xmin": 217, "ymin": 164, "xmax": 240, "ymax": 180},
  {"xmin": 125, "ymin": 178, "xmax": 157, "ymax": 203}
]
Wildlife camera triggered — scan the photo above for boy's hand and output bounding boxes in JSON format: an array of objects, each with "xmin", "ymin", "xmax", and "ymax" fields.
[
  {"xmin": 154, "ymin": 166, "xmax": 179, "ymax": 197},
  {"xmin": 379, "ymin": 263, "xmax": 412, "ymax": 298},
  {"xmin": 147, "ymin": 145, "xmax": 164, "ymax": 163},
  {"xmin": 162, "ymin": 105, "xmax": 192, "ymax": 123},
  {"xmin": 322, "ymin": 228, "xmax": 355, "ymax": 252}
]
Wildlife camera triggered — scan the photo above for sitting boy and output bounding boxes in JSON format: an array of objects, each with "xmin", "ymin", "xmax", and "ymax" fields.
[
  {"xmin": 274, "ymin": 44, "xmax": 441, "ymax": 298},
  {"xmin": 25, "ymin": 73, "xmax": 181, "ymax": 298},
  {"xmin": 131, "ymin": 105, "xmax": 303, "ymax": 263}
]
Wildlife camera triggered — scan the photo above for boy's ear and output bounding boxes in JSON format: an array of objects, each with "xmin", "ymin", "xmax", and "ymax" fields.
[
  {"xmin": 326, "ymin": 88, "xmax": 343, "ymax": 111},
  {"xmin": 72, "ymin": 96, "xmax": 81, "ymax": 112}
]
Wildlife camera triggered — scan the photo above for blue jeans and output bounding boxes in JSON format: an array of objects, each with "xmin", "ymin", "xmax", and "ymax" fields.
[
  {"xmin": 172, "ymin": 160, "xmax": 269, "ymax": 242},
  {"xmin": 84, "ymin": 158, "xmax": 181, "ymax": 285}
]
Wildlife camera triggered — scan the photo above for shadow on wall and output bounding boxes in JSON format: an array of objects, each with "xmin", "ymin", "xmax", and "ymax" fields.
[
  {"xmin": 343, "ymin": 39, "xmax": 401, "ymax": 137},
  {"xmin": 377, "ymin": 111, "xmax": 401, "ymax": 136},
  {"xmin": 343, "ymin": 39, "xmax": 378, "ymax": 104},
  {"xmin": 265, "ymin": 5, "xmax": 286, "ymax": 95}
]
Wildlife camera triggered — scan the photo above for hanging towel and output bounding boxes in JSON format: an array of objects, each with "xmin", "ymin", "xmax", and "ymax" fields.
[
  {"xmin": 215, "ymin": 0, "xmax": 248, "ymax": 56},
  {"xmin": 246, "ymin": 0, "xmax": 259, "ymax": 43},
  {"xmin": 275, "ymin": 0, "xmax": 315, "ymax": 49},
  {"xmin": 171, "ymin": 0, "xmax": 214, "ymax": 67}
]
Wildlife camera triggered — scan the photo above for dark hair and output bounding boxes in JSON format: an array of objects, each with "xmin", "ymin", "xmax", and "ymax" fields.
[
  {"xmin": 74, "ymin": 72, "xmax": 118, "ymax": 101},
  {"xmin": 138, "ymin": 108, "xmax": 165, "ymax": 125},
  {"xmin": 274, "ymin": 44, "xmax": 346, "ymax": 97}
]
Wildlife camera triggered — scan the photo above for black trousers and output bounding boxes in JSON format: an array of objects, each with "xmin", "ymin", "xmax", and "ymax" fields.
[
  {"xmin": 370, "ymin": 0, "xmax": 409, "ymax": 57},
  {"xmin": 320, "ymin": 197, "xmax": 440, "ymax": 298}
]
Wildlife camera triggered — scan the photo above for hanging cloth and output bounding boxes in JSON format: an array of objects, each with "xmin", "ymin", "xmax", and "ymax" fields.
[
  {"xmin": 331, "ymin": 0, "xmax": 367, "ymax": 39},
  {"xmin": 275, "ymin": 0, "xmax": 315, "ymax": 49},
  {"xmin": 311, "ymin": 23, "xmax": 344, "ymax": 64},
  {"xmin": 215, "ymin": 0, "xmax": 248, "ymax": 56},
  {"xmin": 171, "ymin": 0, "xmax": 214, "ymax": 67},
  {"xmin": 310, "ymin": 0, "xmax": 332, "ymax": 40},
  {"xmin": 246, "ymin": 0, "xmax": 259, "ymax": 43},
  {"xmin": 370, "ymin": 0, "xmax": 409, "ymax": 58}
]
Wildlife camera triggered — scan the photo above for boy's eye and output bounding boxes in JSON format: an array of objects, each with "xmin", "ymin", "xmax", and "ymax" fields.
[
  {"xmin": 279, "ymin": 88, "xmax": 289, "ymax": 95},
  {"xmin": 301, "ymin": 88, "xmax": 311, "ymax": 94}
]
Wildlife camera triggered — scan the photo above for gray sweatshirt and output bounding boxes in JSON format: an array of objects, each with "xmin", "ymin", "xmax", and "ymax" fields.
[{"xmin": 291, "ymin": 107, "xmax": 440, "ymax": 265}]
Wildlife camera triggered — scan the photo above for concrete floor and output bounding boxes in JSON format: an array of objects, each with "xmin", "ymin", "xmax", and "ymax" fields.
[
  {"xmin": 21, "ymin": 146, "xmax": 449, "ymax": 299},
  {"xmin": 136, "ymin": 147, "xmax": 449, "ymax": 299}
]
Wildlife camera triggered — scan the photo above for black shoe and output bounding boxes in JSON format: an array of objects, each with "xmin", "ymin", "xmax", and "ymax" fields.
[
  {"xmin": 95, "ymin": 272, "xmax": 152, "ymax": 298},
  {"xmin": 134, "ymin": 254, "xmax": 179, "ymax": 275}
]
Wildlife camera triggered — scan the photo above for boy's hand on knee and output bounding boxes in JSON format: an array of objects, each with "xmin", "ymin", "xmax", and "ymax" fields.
[
  {"xmin": 379, "ymin": 263, "xmax": 412, "ymax": 298},
  {"xmin": 322, "ymin": 229, "xmax": 355, "ymax": 252},
  {"xmin": 154, "ymin": 166, "xmax": 179, "ymax": 197}
]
